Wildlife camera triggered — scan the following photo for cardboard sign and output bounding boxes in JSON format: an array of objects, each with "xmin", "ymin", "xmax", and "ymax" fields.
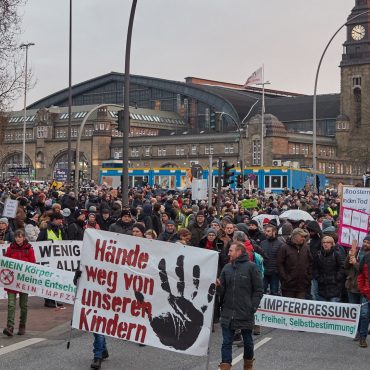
[
  {"xmin": 72, "ymin": 229, "xmax": 218, "ymax": 356},
  {"xmin": 342, "ymin": 186, "xmax": 370, "ymax": 213},
  {"xmin": 2, "ymin": 199, "xmax": 19, "ymax": 219},
  {"xmin": 241, "ymin": 198, "xmax": 258, "ymax": 209},
  {"xmin": 338, "ymin": 207, "xmax": 370, "ymax": 247}
]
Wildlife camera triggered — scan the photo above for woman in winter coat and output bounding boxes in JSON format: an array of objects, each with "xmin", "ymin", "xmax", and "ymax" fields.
[
  {"xmin": 24, "ymin": 211, "xmax": 40, "ymax": 242},
  {"xmin": 3, "ymin": 229, "xmax": 36, "ymax": 337},
  {"xmin": 313, "ymin": 236, "xmax": 344, "ymax": 302}
]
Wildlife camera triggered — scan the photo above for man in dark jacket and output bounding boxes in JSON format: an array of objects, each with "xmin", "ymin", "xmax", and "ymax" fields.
[
  {"xmin": 248, "ymin": 220, "xmax": 266, "ymax": 244},
  {"xmin": 67, "ymin": 210, "xmax": 86, "ymax": 241},
  {"xmin": 306, "ymin": 220, "xmax": 323, "ymax": 300},
  {"xmin": 261, "ymin": 224, "xmax": 283, "ymax": 295},
  {"xmin": 96, "ymin": 208, "xmax": 114, "ymax": 231},
  {"xmin": 188, "ymin": 211, "xmax": 208, "ymax": 247},
  {"xmin": 109, "ymin": 209, "xmax": 134, "ymax": 235},
  {"xmin": 277, "ymin": 228, "xmax": 313, "ymax": 299},
  {"xmin": 217, "ymin": 241, "xmax": 263, "ymax": 370},
  {"xmin": 157, "ymin": 220, "xmax": 179, "ymax": 243}
]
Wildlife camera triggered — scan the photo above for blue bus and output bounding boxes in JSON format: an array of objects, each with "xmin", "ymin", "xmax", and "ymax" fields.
[{"xmin": 99, "ymin": 160, "xmax": 326, "ymax": 192}]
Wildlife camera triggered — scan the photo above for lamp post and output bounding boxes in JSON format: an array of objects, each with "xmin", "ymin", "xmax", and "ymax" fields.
[
  {"xmin": 216, "ymin": 99, "xmax": 259, "ymax": 193},
  {"xmin": 122, "ymin": 0, "xmax": 138, "ymax": 206},
  {"xmin": 20, "ymin": 42, "xmax": 35, "ymax": 168},
  {"xmin": 67, "ymin": 0, "xmax": 73, "ymax": 186},
  {"xmin": 312, "ymin": 10, "xmax": 370, "ymax": 173}
]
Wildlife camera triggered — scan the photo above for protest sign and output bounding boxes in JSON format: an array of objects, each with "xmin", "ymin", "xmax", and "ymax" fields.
[
  {"xmin": 0, "ymin": 240, "xmax": 82, "ymax": 300},
  {"xmin": 2, "ymin": 198, "xmax": 19, "ymax": 218},
  {"xmin": 0, "ymin": 256, "xmax": 75, "ymax": 304},
  {"xmin": 341, "ymin": 186, "xmax": 370, "ymax": 213},
  {"xmin": 255, "ymin": 295, "xmax": 360, "ymax": 338},
  {"xmin": 338, "ymin": 207, "xmax": 370, "ymax": 247},
  {"xmin": 241, "ymin": 198, "xmax": 258, "ymax": 209},
  {"xmin": 72, "ymin": 229, "xmax": 218, "ymax": 356}
]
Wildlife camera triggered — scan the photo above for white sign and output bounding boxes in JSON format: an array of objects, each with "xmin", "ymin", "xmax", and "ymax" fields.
[
  {"xmin": 0, "ymin": 240, "xmax": 82, "ymax": 299},
  {"xmin": 72, "ymin": 229, "xmax": 218, "ymax": 356},
  {"xmin": 191, "ymin": 179, "xmax": 208, "ymax": 201},
  {"xmin": 0, "ymin": 256, "xmax": 76, "ymax": 304},
  {"xmin": 255, "ymin": 295, "xmax": 360, "ymax": 338},
  {"xmin": 2, "ymin": 199, "xmax": 19, "ymax": 219},
  {"xmin": 342, "ymin": 186, "xmax": 370, "ymax": 213}
]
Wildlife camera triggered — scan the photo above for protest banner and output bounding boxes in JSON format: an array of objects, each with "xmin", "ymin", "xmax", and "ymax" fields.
[
  {"xmin": 72, "ymin": 229, "xmax": 218, "ymax": 356},
  {"xmin": 2, "ymin": 198, "xmax": 19, "ymax": 219},
  {"xmin": 255, "ymin": 295, "xmax": 360, "ymax": 338},
  {"xmin": 0, "ymin": 256, "xmax": 75, "ymax": 304},
  {"xmin": 0, "ymin": 240, "xmax": 82, "ymax": 299},
  {"xmin": 338, "ymin": 207, "xmax": 370, "ymax": 247},
  {"xmin": 341, "ymin": 186, "xmax": 370, "ymax": 213},
  {"xmin": 241, "ymin": 198, "xmax": 258, "ymax": 209}
]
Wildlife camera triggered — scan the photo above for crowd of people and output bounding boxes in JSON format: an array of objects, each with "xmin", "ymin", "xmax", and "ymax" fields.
[{"xmin": 0, "ymin": 180, "xmax": 370, "ymax": 370}]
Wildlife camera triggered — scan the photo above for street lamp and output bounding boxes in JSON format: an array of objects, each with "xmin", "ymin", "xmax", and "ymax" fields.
[
  {"xmin": 312, "ymin": 10, "xmax": 370, "ymax": 173},
  {"xmin": 122, "ymin": 0, "xmax": 138, "ymax": 206},
  {"xmin": 217, "ymin": 100, "xmax": 259, "ymax": 193},
  {"xmin": 67, "ymin": 0, "xmax": 73, "ymax": 186},
  {"xmin": 20, "ymin": 42, "xmax": 35, "ymax": 168}
]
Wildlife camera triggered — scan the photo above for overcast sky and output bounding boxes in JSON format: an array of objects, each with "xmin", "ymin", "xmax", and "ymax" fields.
[{"xmin": 14, "ymin": 0, "xmax": 355, "ymax": 110}]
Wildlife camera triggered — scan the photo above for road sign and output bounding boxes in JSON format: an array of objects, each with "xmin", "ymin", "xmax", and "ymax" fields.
[
  {"xmin": 54, "ymin": 169, "xmax": 68, "ymax": 181},
  {"xmin": 8, "ymin": 167, "xmax": 30, "ymax": 176}
]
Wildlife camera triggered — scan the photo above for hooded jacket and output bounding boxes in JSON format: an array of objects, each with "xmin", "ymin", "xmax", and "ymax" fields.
[
  {"xmin": 219, "ymin": 254, "xmax": 263, "ymax": 330},
  {"xmin": 277, "ymin": 238, "xmax": 313, "ymax": 292},
  {"xmin": 306, "ymin": 221, "xmax": 323, "ymax": 259}
]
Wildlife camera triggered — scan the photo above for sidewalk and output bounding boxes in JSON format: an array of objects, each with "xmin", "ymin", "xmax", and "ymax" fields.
[{"xmin": 0, "ymin": 296, "xmax": 73, "ymax": 346}]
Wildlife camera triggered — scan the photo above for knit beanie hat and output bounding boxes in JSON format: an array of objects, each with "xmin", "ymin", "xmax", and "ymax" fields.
[{"xmin": 132, "ymin": 223, "xmax": 146, "ymax": 235}]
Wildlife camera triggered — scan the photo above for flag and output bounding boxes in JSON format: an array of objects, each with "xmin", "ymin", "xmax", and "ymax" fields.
[{"xmin": 243, "ymin": 66, "xmax": 263, "ymax": 87}]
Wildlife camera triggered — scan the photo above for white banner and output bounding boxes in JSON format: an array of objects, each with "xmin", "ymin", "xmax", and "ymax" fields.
[
  {"xmin": 0, "ymin": 256, "xmax": 76, "ymax": 304},
  {"xmin": 72, "ymin": 229, "xmax": 218, "ymax": 356},
  {"xmin": 0, "ymin": 240, "xmax": 82, "ymax": 299},
  {"xmin": 255, "ymin": 295, "xmax": 361, "ymax": 338},
  {"xmin": 342, "ymin": 186, "xmax": 370, "ymax": 213}
]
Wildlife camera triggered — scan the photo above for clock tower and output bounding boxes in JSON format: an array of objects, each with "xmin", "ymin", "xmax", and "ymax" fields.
[{"xmin": 336, "ymin": 0, "xmax": 370, "ymax": 174}]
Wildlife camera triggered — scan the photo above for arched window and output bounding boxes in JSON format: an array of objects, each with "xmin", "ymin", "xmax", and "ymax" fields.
[
  {"xmin": 53, "ymin": 151, "xmax": 89, "ymax": 179},
  {"xmin": 1, "ymin": 152, "xmax": 33, "ymax": 179},
  {"xmin": 353, "ymin": 87, "xmax": 361, "ymax": 126}
]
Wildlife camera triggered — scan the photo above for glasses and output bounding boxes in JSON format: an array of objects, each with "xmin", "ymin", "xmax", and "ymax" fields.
[{"xmin": 208, "ymin": 234, "xmax": 216, "ymax": 237}]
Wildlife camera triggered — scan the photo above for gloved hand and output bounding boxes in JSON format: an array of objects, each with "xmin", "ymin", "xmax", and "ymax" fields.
[{"xmin": 73, "ymin": 269, "xmax": 82, "ymax": 285}]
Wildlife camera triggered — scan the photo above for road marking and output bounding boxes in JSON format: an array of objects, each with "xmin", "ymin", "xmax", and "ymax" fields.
[
  {"xmin": 0, "ymin": 338, "xmax": 46, "ymax": 356},
  {"xmin": 231, "ymin": 337, "xmax": 272, "ymax": 366}
]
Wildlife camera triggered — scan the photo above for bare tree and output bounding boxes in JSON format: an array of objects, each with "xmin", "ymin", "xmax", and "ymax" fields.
[{"xmin": 0, "ymin": 0, "xmax": 28, "ymax": 111}]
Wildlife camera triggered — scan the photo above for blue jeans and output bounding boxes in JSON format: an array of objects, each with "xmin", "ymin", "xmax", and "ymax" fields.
[
  {"xmin": 317, "ymin": 295, "xmax": 341, "ymax": 303},
  {"xmin": 311, "ymin": 279, "xmax": 319, "ymax": 301},
  {"xmin": 93, "ymin": 333, "xmax": 107, "ymax": 360},
  {"xmin": 359, "ymin": 296, "xmax": 370, "ymax": 339},
  {"xmin": 348, "ymin": 293, "xmax": 369, "ymax": 339},
  {"xmin": 263, "ymin": 273, "xmax": 280, "ymax": 295},
  {"xmin": 221, "ymin": 325, "xmax": 253, "ymax": 364}
]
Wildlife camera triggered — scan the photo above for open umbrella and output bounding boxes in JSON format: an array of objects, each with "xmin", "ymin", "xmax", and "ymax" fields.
[{"xmin": 279, "ymin": 209, "xmax": 314, "ymax": 221}]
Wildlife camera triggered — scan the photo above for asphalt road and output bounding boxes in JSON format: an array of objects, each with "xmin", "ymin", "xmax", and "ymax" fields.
[{"xmin": 0, "ymin": 323, "xmax": 369, "ymax": 370}]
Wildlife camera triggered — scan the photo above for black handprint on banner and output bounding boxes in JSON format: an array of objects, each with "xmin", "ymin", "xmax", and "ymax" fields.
[{"xmin": 149, "ymin": 255, "xmax": 216, "ymax": 350}]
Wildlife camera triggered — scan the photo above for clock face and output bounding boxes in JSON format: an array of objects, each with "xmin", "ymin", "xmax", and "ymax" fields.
[{"xmin": 352, "ymin": 25, "xmax": 366, "ymax": 41}]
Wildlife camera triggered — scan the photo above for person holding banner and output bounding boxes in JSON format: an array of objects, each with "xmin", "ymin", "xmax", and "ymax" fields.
[
  {"xmin": 218, "ymin": 241, "xmax": 263, "ymax": 370},
  {"xmin": 357, "ymin": 235, "xmax": 370, "ymax": 348},
  {"xmin": 3, "ymin": 229, "xmax": 36, "ymax": 336}
]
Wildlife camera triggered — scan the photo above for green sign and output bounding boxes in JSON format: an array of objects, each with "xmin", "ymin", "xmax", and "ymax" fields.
[{"xmin": 241, "ymin": 199, "xmax": 258, "ymax": 209}]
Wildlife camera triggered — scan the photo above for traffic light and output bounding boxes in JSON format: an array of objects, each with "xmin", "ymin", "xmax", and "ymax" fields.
[
  {"xmin": 237, "ymin": 174, "xmax": 243, "ymax": 187},
  {"xmin": 315, "ymin": 175, "xmax": 320, "ymax": 191},
  {"xmin": 210, "ymin": 112, "xmax": 216, "ymax": 129},
  {"xmin": 117, "ymin": 110, "xmax": 124, "ymax": 131},
  {"xmin": 70, "ymin": 170, "xmax": 75, "ymax": 183},
  {"xmin": 223, "ymin": 162, "xmax": 235, "ymax": 187}
]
